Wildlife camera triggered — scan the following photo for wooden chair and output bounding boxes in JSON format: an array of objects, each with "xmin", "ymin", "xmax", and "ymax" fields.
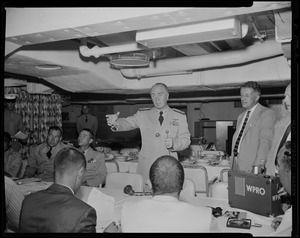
[{"xmin": 105, "ymin": 172, "xmax": 144, "ymax": 192}]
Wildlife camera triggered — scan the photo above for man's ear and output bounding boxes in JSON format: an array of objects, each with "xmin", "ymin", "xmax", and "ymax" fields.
[
  {"xmin": 77, "ymin": 167, "xmax": 85, "ymax": 181},
  {"xmin": 89, "ymin": 138, "xmax": 94, "ymax": 145}
]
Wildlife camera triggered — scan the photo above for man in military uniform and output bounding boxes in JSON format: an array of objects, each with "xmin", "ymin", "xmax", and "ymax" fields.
[
  {"xmin": 76, "ymin": 104, "xmax": 98, "ymax": 137},
  {"xmin": 106, "ymin": 83, "xmax": 191, "ymax": 182}
]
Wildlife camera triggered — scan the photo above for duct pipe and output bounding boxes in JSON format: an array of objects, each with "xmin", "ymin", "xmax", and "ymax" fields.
[
  {"xmin": 79, "ymin": 43, "xmax": 145, "ymax": 58},
  {"xmin": 120, "ymin": 40, "xmax": 283, "ymax": 79}
]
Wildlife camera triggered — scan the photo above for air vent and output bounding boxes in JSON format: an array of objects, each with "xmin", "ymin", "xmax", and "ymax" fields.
[{"xmin": 110, "ymin": 53, "xmax": 150, "ymax": 68}]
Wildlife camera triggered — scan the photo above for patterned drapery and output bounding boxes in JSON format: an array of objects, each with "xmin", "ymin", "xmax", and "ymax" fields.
[{"xmin": 4, "ymin": 87, "xmax": 62, "ymax": 145}]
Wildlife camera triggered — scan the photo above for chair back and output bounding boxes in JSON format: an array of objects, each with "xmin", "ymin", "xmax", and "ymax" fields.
[
  {"xmin": 180, "ymin": 178, "xmax": 196, "ymax": 200},
  {"xmin": 105, "ymin": 172, "xmax": 144, "ymax": 192},
  {"xmin": 184, "ymin": 166, "xmax": 209, "ymax": 197},
  {"xmin": 220, "ymin": 168, "xmax": 230, "ymax": 182},
  {"xmin": 17, "ymin": 159, "xmax": 28, "ymax": 179},
  {"xmin": 210, "ymin": 182, "xmax": 228, "ymax": 199},
  {"xmin": 105, "ymin": 160, "xmax": 120, "ymax": 173}
]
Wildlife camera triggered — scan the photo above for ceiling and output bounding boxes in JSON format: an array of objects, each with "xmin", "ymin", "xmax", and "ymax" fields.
[{"xmin": 3, "ymin": 3, "xmax": 293, "ymax": 104}]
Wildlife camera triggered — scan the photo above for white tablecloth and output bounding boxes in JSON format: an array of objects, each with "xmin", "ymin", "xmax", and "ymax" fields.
[{"xmin": 16, "ymin": 180, "xmax": 276, "ymax": 235}]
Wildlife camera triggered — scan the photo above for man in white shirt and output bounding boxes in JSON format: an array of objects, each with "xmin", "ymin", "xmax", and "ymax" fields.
[
  {"xmin": 268, "ymin": 141, "xmax": 292, "ymax": 236},
  {"xmin": 120, "ymin": 155, "xmax": 219, "ymax": 233}
]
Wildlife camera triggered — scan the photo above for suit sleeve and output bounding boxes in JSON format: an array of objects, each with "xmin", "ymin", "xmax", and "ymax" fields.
[
  {"xmin": 112, "ymin": 111, "xmax": 140, "ymax": 131},
  {"xmin": 78, "ymin": 207, "xmax": 97, "ymax": 233},
  {"xmin": 171, "ymin": 114, "xmax": 191, "ymax": 151},
  {"xmin": 86, "ymin": 153, "xmax": 107, "ymax": 187},
  {"xmin": 255, "ymin": 109, "xmax": 276, "ymax": 165}
]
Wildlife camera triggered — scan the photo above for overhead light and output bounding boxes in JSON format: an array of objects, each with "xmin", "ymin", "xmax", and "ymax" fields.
[
  {"xmin": 110, "ymin": 53, "xmax": 150, "ymax": 68},
  {"xmin": 136, "ymin": 17, "xmax": 248, "ymax": 48},
  {"xmin": 33, "ymin": 64, "xmax": 62, "ymax": 70}
]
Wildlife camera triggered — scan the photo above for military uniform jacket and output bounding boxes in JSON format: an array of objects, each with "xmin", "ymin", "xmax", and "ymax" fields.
[
  {"xmin": 82, "ymin": 147, "xmax": 107, "ymax": 187},
  {"xmin": 113, "ymin": 106, "xmax": 191, "ymax": 180},
  {"xmin": 230, "ymin": 103, "xmax": 276, "ymax": 173},
  {"xmin": 25, "ymin": 142, "xmax": 68, "ymax": 181}
]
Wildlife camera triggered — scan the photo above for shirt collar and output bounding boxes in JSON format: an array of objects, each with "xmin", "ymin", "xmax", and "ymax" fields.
[
  {"xmin": 58, "ymin": 183, "xmax": 75, "ymax": 195},
  {"xmin": 155, "ymin": 106, "xmax": 169, "ymax": 115},
  {"xmin": 152, "ymin": 195, "xmax": 179, "ymax": 202}
]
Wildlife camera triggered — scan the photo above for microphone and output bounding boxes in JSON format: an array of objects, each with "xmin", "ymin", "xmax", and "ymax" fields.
[{"xmin": 123, "ymin": 185, "xmax": 135, "ymax": 196}]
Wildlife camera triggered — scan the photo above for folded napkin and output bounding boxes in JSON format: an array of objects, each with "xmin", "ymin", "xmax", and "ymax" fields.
[{"xmin": 87, "ymin": 188, "xmax": 115, "ymax": 232}]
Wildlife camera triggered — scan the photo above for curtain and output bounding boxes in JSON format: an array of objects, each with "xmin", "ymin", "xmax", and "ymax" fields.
[{"xmin": 4, "ymin": 87, "xmax": 62, "ymax": 145}]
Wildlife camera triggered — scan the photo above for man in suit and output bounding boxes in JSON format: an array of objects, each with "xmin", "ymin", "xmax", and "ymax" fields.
[
  {"xmin": 78, "ymin": 128, "xmax": 107, "ymax": 187},
  {"xmin": 23, "ymin": 126, "xmax": 68, "ymax": 181},
  {"xmin": 19, "ymin": 147, "xmax": 97, "ymax": 232},
  {"xmin": 265, "ymin": 83, "xmax": 291, "ymax": 176},
  {"xmin": 76, "ymin": 104, "xmax": 98, "ymax": 137},
  {"xmin": 120, "ymin": 155, "xmax": 218, "ymax": 232},
  {"xmin": 106, "ymin": 83, "xmax": 191, "ymax": 181},
  {"xmin": 231, "ymin": 81, "xmax": 276, "ymax": 173}
]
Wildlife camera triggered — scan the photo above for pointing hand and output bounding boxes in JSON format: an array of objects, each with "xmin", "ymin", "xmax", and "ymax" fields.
[{"xmin": 106, "ymin": 112, "xmax": 120, "ymax": 127}]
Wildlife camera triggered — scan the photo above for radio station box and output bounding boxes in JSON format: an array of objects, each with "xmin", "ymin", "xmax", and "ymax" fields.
[{"xmin": 228, "ymin": 170, "xmax": 284, "ymax": 217}]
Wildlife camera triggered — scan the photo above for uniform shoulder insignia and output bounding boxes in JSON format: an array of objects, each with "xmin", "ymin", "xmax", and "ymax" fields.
[
  {"xmin": 172, "ymin": 108, "xmax": 185, "ymax": 115},
  {"xmin": 138, "ymin": 108, "xmax": 151, "ymax": 111}
]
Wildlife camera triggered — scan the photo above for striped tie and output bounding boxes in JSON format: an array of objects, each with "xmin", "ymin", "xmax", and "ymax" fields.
[{"xmin": 233, "ymin": 110, "xmax": 251, "ymax": 156}]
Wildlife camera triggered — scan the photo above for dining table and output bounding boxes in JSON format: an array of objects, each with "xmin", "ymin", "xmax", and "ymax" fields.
[{"xmin": 16, "ymin": 178, "xmax": 277, "ymax": 235}]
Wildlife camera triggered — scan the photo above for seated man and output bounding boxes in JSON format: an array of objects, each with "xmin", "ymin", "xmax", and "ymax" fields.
[
  {"xmin": 120, "ymin": 155, "xmax": 219, "ymax": 232},
  {"xmin": 268, "ymin": 141, "xmax": 292, "ymax": 236},
  {"xmin": 4, "ymin": 132, "xmax": 22, "ymax": 177},
  {"xmin": 78, "ymin": 128, "xmax": 107, "ymax": 187},
  {"xmin": 19, "ymin": 147, "xmax": 97, "ymax": 232},
  {"xmin": 23, "ymin": 126, "xmax": 68, "ymax": 181},
  {"xmin": 4, "ymin": 176, "xmax": 25, "ymax": 232}
]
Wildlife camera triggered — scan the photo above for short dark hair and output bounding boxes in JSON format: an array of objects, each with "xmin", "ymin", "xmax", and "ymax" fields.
[
  {"xmin": 54, "ymin": 147, "xmax": 86, "ymax": 176},
  {"xmin": 48, "ymin": 126, "xmax": 63, "ymax": 137},
  {"xmin": 80, "ymin": 128, "xmax": 94, "ymax": 140},
  {"xmin": 241, "ymin": 81, "xmax": 261, "ymax": 95},
  {"xmin": 279, "ymin": 141, "xmax": 291, "ymax": 171},
  {"xmin": 4, "ymin": 132, "xmax": 11, "ymax": 144},
  {"xmin": 149, "ymin": 155, "xmax": 184, "ymax": 196}
]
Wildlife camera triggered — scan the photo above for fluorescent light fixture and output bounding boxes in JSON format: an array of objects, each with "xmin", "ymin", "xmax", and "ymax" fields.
[{"xmin": 136, "ymin": 17, "xmax": 246, "ymax": 48}]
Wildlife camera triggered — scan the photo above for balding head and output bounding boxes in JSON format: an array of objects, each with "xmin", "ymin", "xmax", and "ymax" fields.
[{"xmin": 149, "ymin": 155, "xmax": 184, "ymax": 196}]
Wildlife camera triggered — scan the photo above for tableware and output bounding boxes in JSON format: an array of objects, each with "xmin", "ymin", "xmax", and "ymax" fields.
[{"xmin": 115, "ymin": 155, "xmax": 127, "ymax": 161}]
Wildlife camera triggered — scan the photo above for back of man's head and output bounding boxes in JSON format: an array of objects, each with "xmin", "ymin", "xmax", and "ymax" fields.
[
  {"xmin": 149, "ymin": 155, "xmax": 184, "ymax": 196},
  {"xmin": 54, "ymin": 147, "xmax": 86, "ymax": 192}
]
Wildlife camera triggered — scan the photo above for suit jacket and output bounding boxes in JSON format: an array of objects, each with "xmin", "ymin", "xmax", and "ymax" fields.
[
  {"xmin": 24, "ymin": 141, "xmax": 68, "ymax": 181},
  {"xmin": 265, "ymin": 115, "xmax": 291, "ymax": 176},
  {"xmin": 19, "ymin": 183, "xmax": 96, "ymax": 233},
  {"xmin": 113, "ymin": 106, "xmax": 191, "ymax": 180},
  {"xmin": 121, "ymin": 195, "xmax": 214, "ymax": 232},
  {"xmin": 231, "ymin": 103, "xmax": 276, "ymax": 172},
  {"xmin": 83, "ymin": 147, "xmax": 107, "ymax": 187}
]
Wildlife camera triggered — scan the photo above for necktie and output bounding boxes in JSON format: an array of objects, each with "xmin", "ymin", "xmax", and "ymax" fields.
[
  {"xmin": 159, "ymin": 111, "xmax": 164, "ymax": 125},
  {"xmin": 46, "ymin": 147, "xmax": 52, "ymax": 159},
  {"xmin": 275, "ymin": 123, "xmax": 291, "ymax": 166},
  {"xmin": 233, "ymin": 110, "xmax": 251, "ymax": 156},
  {"xmin": 85, "ymin": 115, "xmax": 88, "ymax": 122}
]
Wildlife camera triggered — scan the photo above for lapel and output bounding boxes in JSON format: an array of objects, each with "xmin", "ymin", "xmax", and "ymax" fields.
[
  {"xmin": 161, "ymin": 106, "xmax": 171, "ymax": 129},
  {"xmin": 242, "ymin": 103, "xmax": 262, "ymax": 138}
]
